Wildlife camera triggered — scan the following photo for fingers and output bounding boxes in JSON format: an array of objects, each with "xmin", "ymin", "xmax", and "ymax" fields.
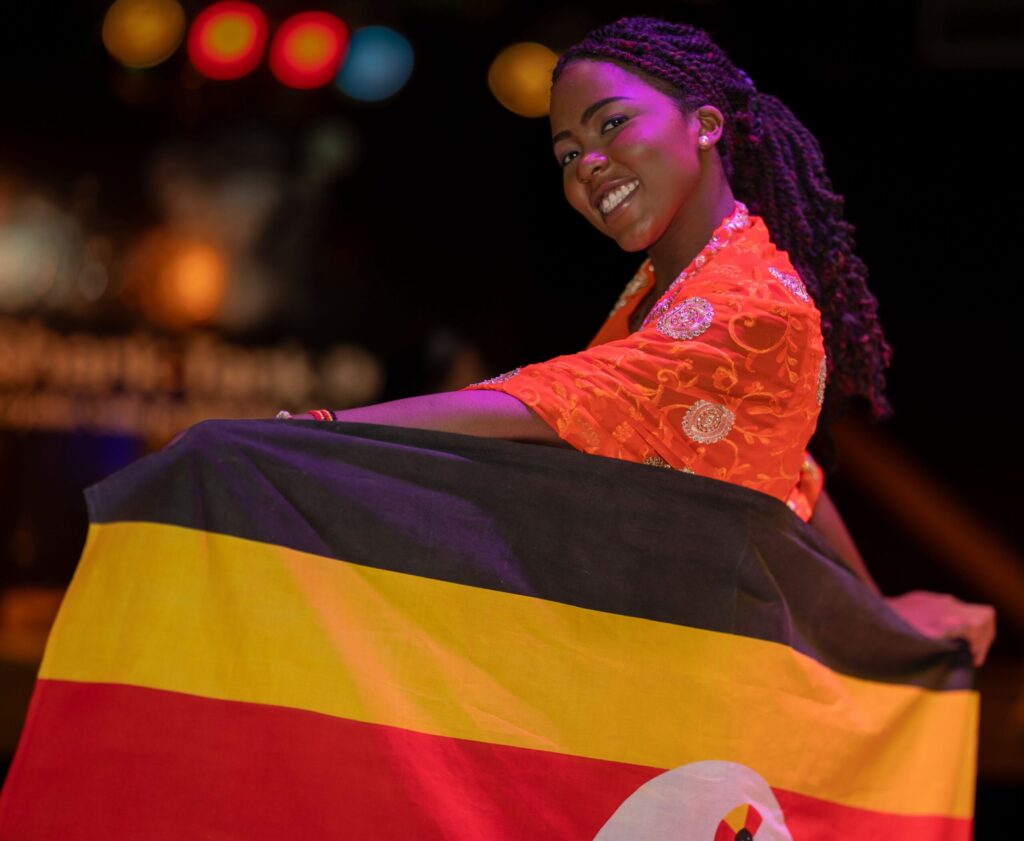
[
  {"xmin": 939, "ymin": 603, "xmax": 997, "ymax": 667},
  {"xmin": 886, "ymin": 590, "xmax": 997, "ymax": 668}
]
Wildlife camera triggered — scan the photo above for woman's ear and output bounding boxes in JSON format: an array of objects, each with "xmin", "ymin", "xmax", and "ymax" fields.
[{"xmin": 694, "ymin": 105, "xmax": 726, "ymax": 148}]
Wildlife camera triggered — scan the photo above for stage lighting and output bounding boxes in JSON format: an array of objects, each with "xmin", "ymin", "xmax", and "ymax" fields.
[
  {"xmin": 336, "ymin": 26, "xmax": 414, "ymax": 102},
  {"xmin": 487, "ymin": 42, "xmax": 558, "ymax": 118},
  {"xmin": 269, "ymin": 11, "xmax": 349, "ymax": 90},
  {"xmin": 187, "ymin": 1, "xmax": 268, "ymax": 81},
  {"xmin": 102, "ymin": 0, "xmax": 186, "ymax": 69}
]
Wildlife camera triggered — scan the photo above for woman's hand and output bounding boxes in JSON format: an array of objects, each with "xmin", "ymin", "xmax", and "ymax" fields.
[{"xmin": 884, "ymin": 590, "xmax": 996, "ymax": 667}]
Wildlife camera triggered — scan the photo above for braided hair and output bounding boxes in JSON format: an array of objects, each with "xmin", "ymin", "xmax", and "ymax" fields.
[{"xmin": 553, "ymin": 17, "xmax": 893, "ymax": 446}]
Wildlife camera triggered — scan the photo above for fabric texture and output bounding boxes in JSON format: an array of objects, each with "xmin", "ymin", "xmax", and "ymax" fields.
[
  {"xmin": 0, "ymin": 420, "xmax": 976, "ymax": 839},
  {"xmin": 463, "ymin": 202, "xmax": 826, "ymax": 519}
]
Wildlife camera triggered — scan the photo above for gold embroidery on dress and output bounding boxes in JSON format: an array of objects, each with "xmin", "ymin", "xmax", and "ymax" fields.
[
  {"xmin": 608, "ymin": 260, "xmax": 653, "ymax": 318},
  {"xmin": 682, "ymin": 400, "xmax": 736, "ymax": 444}
]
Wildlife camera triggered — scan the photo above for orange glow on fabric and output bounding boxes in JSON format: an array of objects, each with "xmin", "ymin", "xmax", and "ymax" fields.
[
  {"xmin": 269, "ymin": 12, "xmax": 349, "ymax": 89},
  {"xmin": 187, "ymin": 1, "xmax": 268, "ymax": 80}
]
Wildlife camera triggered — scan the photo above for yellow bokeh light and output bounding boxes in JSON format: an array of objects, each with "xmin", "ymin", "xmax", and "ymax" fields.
[
  {"xmin": 288, "ymin": 28, "xmax": 331, "ymax": 66},
  {"xmin": 487, "ymin": 42, "xmax": 558, "ymax": 118},
  {"xmin": 102, "ymin": 0, "xmax": 186, "ymax": 69},
  {"xmin": 204, "ymin": 14, "xmax": 255, "ymax": 56}
]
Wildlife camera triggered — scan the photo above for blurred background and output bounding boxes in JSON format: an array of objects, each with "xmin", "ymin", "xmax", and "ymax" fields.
[{"xmin": 0, "ymin": 0, "xmax": 1021, "ymax": 829}]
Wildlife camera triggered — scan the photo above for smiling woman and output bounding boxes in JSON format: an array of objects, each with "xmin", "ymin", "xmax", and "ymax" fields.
[
  {"xmin": 285, "ymin": 16, "xmax": 994, "ymax": 670},
  {"xmin": 12, "ymin": 13, "xmax": 987, "ymax": 840}
]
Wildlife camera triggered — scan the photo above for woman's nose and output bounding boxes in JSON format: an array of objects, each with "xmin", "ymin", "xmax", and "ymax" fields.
[{"xmin": 578, "ymin": 150, "xmax": 608, "ymax": 182}]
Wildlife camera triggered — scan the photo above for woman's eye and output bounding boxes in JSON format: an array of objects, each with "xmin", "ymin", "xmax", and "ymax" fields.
[{"xmin": 557, "ymin": 117, "xmax": 627, "ymax": 168}]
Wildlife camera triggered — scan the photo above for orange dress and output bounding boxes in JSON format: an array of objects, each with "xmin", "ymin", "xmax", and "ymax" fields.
[{"xmin": 463, "ymin": 202, "xmax": 826, "ymax": 520}]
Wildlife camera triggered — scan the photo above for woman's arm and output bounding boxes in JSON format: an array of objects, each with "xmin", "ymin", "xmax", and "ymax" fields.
[
  {"xmin": 810, "ymin": 487, "xmax": 996, "ymax": 667},
  {"xmin": 809, "ymin": 487, "xmax": 882, "ymax": 595},
  {"xmin": 293, "ymin": 390, "xmax": 574, "ymax": 448}
]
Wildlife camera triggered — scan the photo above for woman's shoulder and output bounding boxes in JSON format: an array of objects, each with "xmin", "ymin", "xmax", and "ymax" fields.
[{"xmin": 684, "ymin": 215, "xmax": 817, "ymax": 311}]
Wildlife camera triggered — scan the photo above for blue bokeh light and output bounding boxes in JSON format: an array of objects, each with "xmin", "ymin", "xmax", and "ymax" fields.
[{"xmin": 336, "ymin": 26, "xmax": 414, "ymax": 102}]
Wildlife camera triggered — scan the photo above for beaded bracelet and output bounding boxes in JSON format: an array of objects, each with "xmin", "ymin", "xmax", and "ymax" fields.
[{"xmin": 276, "ymin": 409, "xmax": 336, "ymax": 420}]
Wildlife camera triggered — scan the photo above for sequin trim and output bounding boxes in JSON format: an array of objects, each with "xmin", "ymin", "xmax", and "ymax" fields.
[
  {"xmin": 609, "ymin": 261, "xmax": 653, "ymax": 318},
  {"xmin": 816, "ymin": 356, "xmax": 827, "ymax": 406},
  {"xmin": 656, "ymin": 296, "xmax": 715, "ymax": 340},
  {"xmin": 801, "ymin": 453, "xmax": 820, "ymax": 478},
  {"xmin": 640, "ymin": 202, "xmax": 751, "ymax": 331},
  {"xmin": 643, "ymin": 454, "xmax": 696, "ymax": 475},
  {"xmin": 768, "ymin": 266, "xmax": 810, "ymax": 302},
  {"xmin": 472, "ymin": 367, "xmax": 521, "ymax": 386},
  {"xmin": 682, "ymin": 400, "xmax": 735, "ymax": 444}
]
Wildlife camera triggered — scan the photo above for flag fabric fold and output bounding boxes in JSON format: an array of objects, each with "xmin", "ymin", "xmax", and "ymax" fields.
[{"xmin": 0, "ymin": 419, "xmax": 977, "ymax": 840}]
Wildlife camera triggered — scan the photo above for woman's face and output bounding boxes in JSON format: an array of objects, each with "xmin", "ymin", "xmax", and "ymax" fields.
[{"xmin": 550, "ymin": 60, "xmax": 706, "ymax": 253}]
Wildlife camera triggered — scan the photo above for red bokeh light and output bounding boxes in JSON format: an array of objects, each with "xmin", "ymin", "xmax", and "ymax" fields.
[
  {"xmin": 269, "ymin": 11, "xmax": 349, "ymax": 89},
  {"xmin": 187, "ymin": 1, "xmax": 268, "ymax": 80}
]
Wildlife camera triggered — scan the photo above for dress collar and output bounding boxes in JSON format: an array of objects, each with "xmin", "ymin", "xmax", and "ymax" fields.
[
  {"xmin": 640, "ymin": 201, "xmax": 751, "ymax": 330},
  {"xmin": 588, "ymin": 201, "xmax": 752, "ymax": 348}
]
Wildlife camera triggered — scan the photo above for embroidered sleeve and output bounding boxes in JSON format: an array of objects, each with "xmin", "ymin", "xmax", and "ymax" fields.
[{"xmin": 463, "ymin": 270, "xmax": 826, "ymax": 503}]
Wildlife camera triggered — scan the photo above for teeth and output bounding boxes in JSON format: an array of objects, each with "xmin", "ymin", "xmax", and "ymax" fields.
[{"xmin": 600, "ymin": 181, "xmax": 639, "ymax": 214}]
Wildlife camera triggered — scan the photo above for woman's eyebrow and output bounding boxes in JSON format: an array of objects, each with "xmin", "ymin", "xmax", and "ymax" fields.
[{"xmin": 551, "ymin": 96, "xmax": 634, "ymax": 145}]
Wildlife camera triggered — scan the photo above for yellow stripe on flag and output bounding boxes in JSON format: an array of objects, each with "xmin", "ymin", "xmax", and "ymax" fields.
[{"xmin": 43, "ymin": 521, "xmax": 978, "ymax": 818}]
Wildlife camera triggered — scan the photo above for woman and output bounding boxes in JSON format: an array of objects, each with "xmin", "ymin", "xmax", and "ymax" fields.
[
  {"xmin": 0, "ymin": 18, "xmax": 987, "ymax": 839},
  {"xmin": 283, "ymin": 17, "xmax": 995, "ymax": 666}
]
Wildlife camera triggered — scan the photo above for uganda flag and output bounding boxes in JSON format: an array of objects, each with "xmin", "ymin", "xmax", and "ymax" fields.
[{"xmin": 0, "ymin": 420, "xmax": 977, "ymax": 839}]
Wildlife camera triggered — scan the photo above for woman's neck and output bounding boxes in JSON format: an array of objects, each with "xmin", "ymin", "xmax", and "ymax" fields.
[{"xmin": 647, "ymin": 184, "xmax": 737, "ymax": 296}]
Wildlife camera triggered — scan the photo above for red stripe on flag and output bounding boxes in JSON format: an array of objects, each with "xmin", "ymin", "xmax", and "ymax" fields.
[
  {"xmin": 0, "ymin": 679, "xmax": 658, "ymax": 840},
  {"xmin": 776, "ymin": 789, "xmax": 972, "ymax": 841},
  {"xmin": 0, "ymin": 680, "xmax": 972, "ymax": 841}
]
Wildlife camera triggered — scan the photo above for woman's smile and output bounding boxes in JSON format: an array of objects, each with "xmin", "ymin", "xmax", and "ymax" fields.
[{"xmin": 598, "ymin": 179, "xmax": 640, "ymax": 220}]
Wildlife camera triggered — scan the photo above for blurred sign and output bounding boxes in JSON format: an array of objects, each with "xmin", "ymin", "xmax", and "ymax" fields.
[{"xmin": 0, "ymin": 318, "xmax": 382, "ymax": 442}]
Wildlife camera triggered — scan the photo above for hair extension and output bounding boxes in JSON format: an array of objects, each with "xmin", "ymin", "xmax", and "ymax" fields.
[{"xmin": 553, "ymin": 17, "xmax": 894, "ymax": 461}]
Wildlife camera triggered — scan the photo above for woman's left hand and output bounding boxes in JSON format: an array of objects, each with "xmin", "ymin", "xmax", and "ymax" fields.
[{"xmin": 884, "ymin": 589, "xmax": 997, "ymax": 667}]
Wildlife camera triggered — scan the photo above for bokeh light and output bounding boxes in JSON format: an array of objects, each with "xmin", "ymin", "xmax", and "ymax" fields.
[
  {"xmin": 102, "ymin": 0, "xmax": 186, "ymax": 69},
  {"xmin": 487, "ymin": 42, "xmax": 559, "ymax": 118},
  {"xmin": 336, "ymin": 26, "xmax": 414, "ymax": 102},
  {"xmin": 187, "ymin": 1, "xmax": 268, "ymax": 81},
  {"xmin": 122, "ymin": 228, "xmax": 228, "ymax": 330},
  {"xmin": 269, "ymin": 12, "xmax": 349, "ymax": 90},
  {"xmin": 0, "ymin": 194, "xmax": 81, "ymax": 312}
]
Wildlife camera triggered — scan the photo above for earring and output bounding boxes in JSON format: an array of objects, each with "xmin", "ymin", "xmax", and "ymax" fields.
[{"xmin": 698, "ymin": 135, "xmax": 711, "ymax": 149}]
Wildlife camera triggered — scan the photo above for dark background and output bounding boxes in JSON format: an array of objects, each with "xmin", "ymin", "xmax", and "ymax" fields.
[{"xmin": 1, "ymin": 0, "xmax": 1021, "ymax": 829}]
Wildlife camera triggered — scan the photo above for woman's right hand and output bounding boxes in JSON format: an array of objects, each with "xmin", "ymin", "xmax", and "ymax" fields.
[{"xmin": 884, "ymin": 590, "xmax": 996, "ymax": 667}]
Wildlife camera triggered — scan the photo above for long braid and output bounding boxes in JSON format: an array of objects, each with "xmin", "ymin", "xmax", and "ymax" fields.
[{"xmin": 553, "ymin": 17, "xmax": 894, "ymax": 444}]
